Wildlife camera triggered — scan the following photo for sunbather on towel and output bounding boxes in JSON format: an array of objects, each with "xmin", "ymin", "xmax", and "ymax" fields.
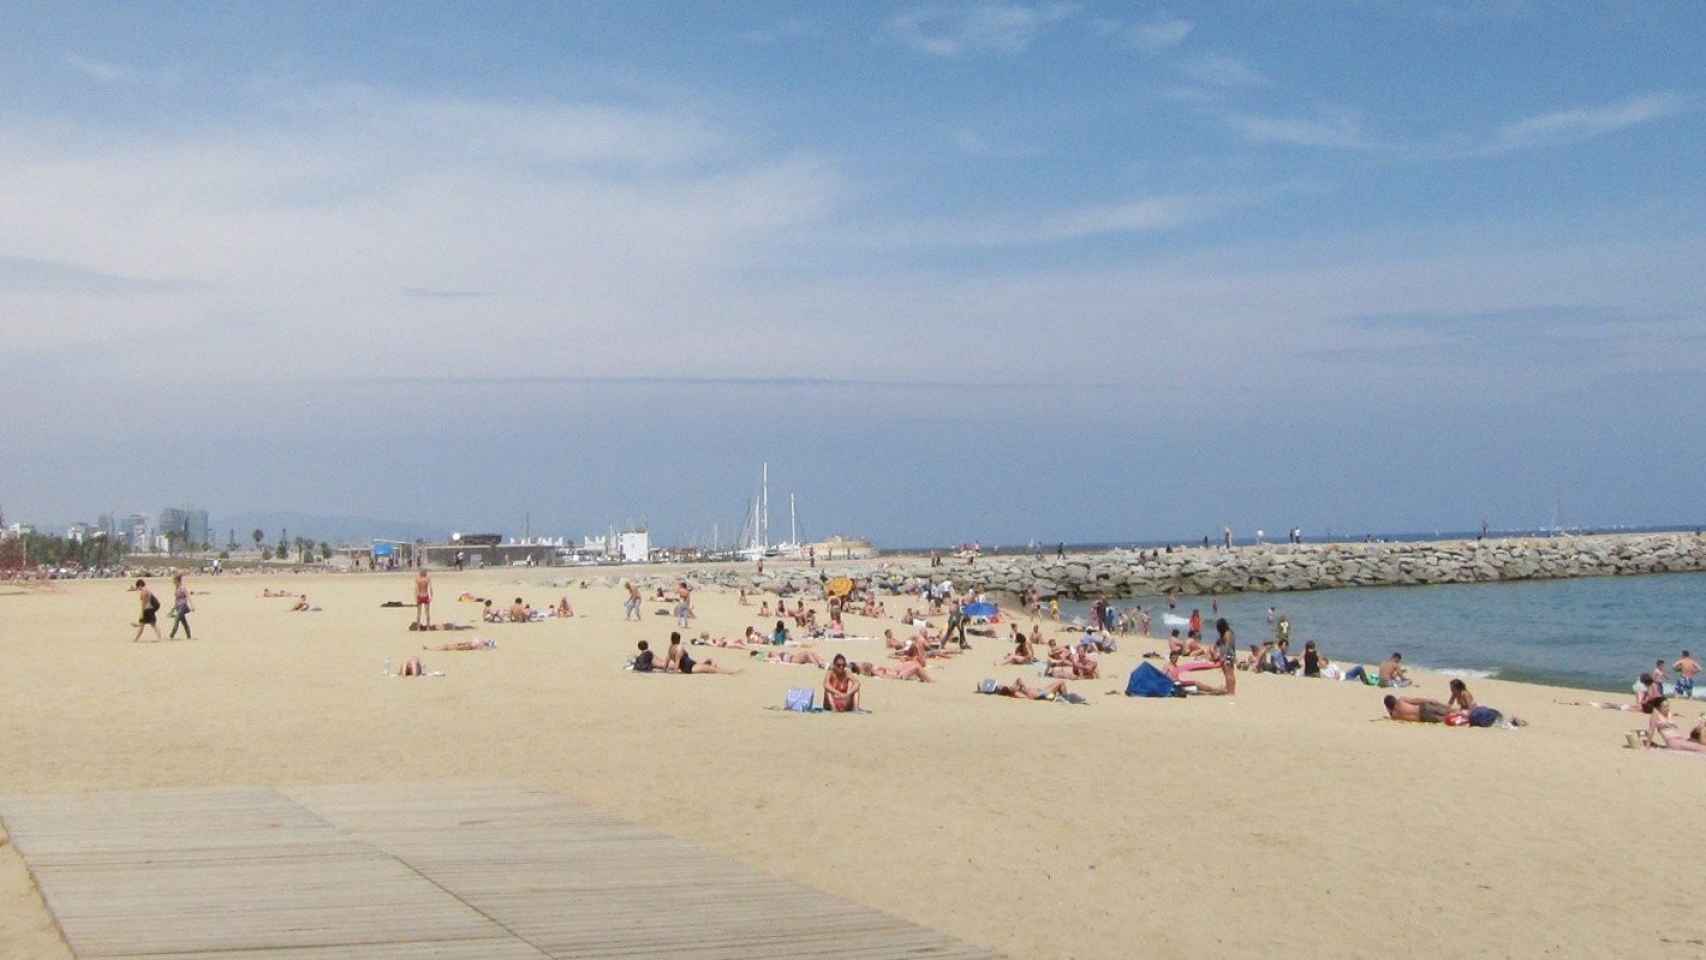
[
  {"xmin": 991, "ymin": 676, "xmax": 1070, "ymax": 701},
  {"xmin": 1647, "ymin": 698, "xmax": 1706, "ymax": 753},
  {"xmin": 760, "ymin": 648, "xmax": 826, "ymax": 667},
  {"xmin": 663, "ymin": 632, "xmax": 737, "ymax": 674},
  {"xmin": 1384, "ymin": 695, "xmax": 1452, "ymax": 723},
  {"xmin": 423, "ymin": 637, "xmax": 496, "ymax": 651}
]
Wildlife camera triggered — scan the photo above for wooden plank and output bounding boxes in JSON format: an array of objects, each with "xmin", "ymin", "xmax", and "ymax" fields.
[{"xmin": 4, "ymin": 784, "xmax": 996, "ymax": 960}]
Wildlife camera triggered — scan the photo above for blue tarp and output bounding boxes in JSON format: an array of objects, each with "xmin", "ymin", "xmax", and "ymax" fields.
[
  {"xmin": 372, "ymin": 542, "xmax": 396, "ymax": 557},
  {"xmin": 963, "ymin": 602, "xmax": 998, "ymax": 619},
  {"xmin": 1125, "ymin": 662, "xmax": 1177, "ymax": 698}
]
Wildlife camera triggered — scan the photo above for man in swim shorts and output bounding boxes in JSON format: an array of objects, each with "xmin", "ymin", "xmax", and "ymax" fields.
[
  {"xmin": 1675, "ymin": 651, "xmax": 1701, "ymax": 698},
  {"xmin": 1384, "ymin": 695, "xmax": 1451, "ymax": 723}
]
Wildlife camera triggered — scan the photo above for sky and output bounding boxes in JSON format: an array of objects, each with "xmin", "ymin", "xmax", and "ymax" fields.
[{"xmin": 2, "ymin": 1, "xmax": 1703, "ymax": 547}]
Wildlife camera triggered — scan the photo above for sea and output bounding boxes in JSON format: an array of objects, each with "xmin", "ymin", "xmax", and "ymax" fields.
[{"xmin": 1055, "ymin": 571, "xmax": 1706, "ymax": 694}]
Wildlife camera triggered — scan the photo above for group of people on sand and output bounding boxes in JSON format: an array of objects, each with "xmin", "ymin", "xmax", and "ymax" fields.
[
  {"xmin": 477, "ymin": 596, "xmax": 573, "ymax": 623},
  {"xmin": 1384, "ymin": 678, "xmax": 1522, "ymax": 727},
  {"xmin": 130, "ymin": 575, "xmax": 194, "ymax": 642}
]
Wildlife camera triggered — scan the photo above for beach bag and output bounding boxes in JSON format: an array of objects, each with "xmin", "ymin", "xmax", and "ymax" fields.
[
  {"xmin": 1444, "ymin": 713, "xmax": 1470, "ymax": 727},
  {"xmin": 1467, "ymin": 706, "xmax": 1502, "ymax": 728},
  {"xmin": 146, "ymin": 593, "xmax": 161, "ymax": 613},
  {"xmin": 977, "ymin": 678, "xmax": 999, "ymax": 694},
  {"xmin": 784, "ymin": 688, "xmax": 814, "ymax": 712}
]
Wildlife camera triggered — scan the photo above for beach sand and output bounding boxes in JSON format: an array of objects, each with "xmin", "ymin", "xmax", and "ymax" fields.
[{"xmin": 2, "ymin": 565, "xmax": 1702, "ymax": 959}]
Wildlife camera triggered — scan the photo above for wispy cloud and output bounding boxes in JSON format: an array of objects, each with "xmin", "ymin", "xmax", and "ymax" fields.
[
  {"xmin": 64, "ymin": 53, "xmax": 136, "ymax": 84},
  {"xmin": 1219, "ymin": 107, "xmax": 1380, "ymax": 150},
  {"xmin": 1181, "ymin": 53, "xmax": 1267, "ymax": 88},
  {"xmin": 1217, "ymin": 92, "xmax": 1692, "ymax": 157},
  {"xmin": 738, "ymin": 18, "xmax": 819, "ymax": 45},
  {"xmin": 887, "ymin": 3, "xmax": 1079, "ymax": 57},
  {"xmin": 1093, "ymin": 14, "xmax": 1193, "ymax": 53},
  {"xmin": 877, "ymin": 192, "xmax": 1254, "ymax": 247},
  {"xmin": 0, "ymin": 255, "xmax": 175, "ymax": 294},
  {"xmin": 1473, "ymin": 92, "xmax": 1694, "ymax": 156}
]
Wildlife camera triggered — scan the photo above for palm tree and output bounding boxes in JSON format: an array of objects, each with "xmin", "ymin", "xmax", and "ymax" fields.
[{"xmin": 251, "ymin": 529, "xmax": 264, "ymax": 553}]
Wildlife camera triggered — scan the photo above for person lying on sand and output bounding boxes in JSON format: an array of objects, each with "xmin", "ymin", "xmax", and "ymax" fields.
[
  {"xmin": 290, "ymin": 596, "xmax": 314, "ymax": 612},
  {"xmin": 423, "ymin": 637, "xmax": 496, "ymax": 651},
  {"xmin": 757, "ymin": 648, "xmax": 827, "ymax": 667},
  {"xmin": 987, "ymin": 676, "xmax": 1071, "ymax": 701},
  {"xmin": 1646, "ymin": 698, "xmax": 1706, "ymax": 753},
  {"xmin": 662, "ymin": 632, "xmax": 737, "ymax": 674},
  {"xmin": 260, "ymin": 588, "xmax": 297, "ymax": 598},
  {"xmin": 1384, "ymin": 695, "xmax": 1452, "ymax": 723},
  {"xmin": 482, "ymin": 600, "xmax": 504, "ymax": 623}
]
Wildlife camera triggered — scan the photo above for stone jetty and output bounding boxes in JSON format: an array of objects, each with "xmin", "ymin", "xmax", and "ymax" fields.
[{"xmin": 663, "ymin": 531, "xmax": 1706, "ymax": 600}]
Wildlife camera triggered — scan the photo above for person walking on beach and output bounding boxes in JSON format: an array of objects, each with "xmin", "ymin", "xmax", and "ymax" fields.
[
  {"xmin": 168, "ymin": 573, "xmax": 192, "ymax": 639},
  {"xmin": 414, "ymin": 569, "xmax": 433, "ymax": 628},
  {"xmin": 1222, "ymin": 526, "xmax": 1232, "ymax": 550},
  {"xmin": 131, "ymin": 579, "xmax": 164, "ymax": 642},
  {"xmin": 624, "ymin": 581, "xmax": 642, "ymax": 621},
  {"xmin": 1214, "ymin": 618, "xmax": 1237, "ymax": 696}
]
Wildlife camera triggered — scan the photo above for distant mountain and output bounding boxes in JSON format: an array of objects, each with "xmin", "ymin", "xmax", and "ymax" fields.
[{"xmin": 213, "ymin": 511, "xmax": 452, "ymax": 547}]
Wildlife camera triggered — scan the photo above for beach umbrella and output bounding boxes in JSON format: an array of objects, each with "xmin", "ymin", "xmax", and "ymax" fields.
[
  {"xmin": 963, "ymin": 601, "xmax": 998, "ymax": 619},
  {"xmin": 827, "ymin": 576, "xmax": 855, "ymax": 598}
]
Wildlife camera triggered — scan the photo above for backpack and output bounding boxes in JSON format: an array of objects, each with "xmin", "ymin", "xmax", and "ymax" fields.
[
  {"xmin": 784, "ymin": 688, "xmax": 814, "ymax": 712},
  {"xmin": 146, "ymin": 593, "xmax": 161, "ymax": 612}
]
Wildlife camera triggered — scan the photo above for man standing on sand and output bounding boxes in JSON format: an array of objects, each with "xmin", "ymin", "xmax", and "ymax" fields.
[
  {"xmin": 1675, "ymin": 651, "xmax": 1701, "ymax": 698},
  {"xmin": 624, "ymin": 581, "xmax": 642, "ymax": 621},
  {"xmin": 1222, "ymin": 526, "xmax": 1232, "ymax": 550},
  {"xmin": 414, "ymin": 568, "xmax": 433, "ymax": 628}
]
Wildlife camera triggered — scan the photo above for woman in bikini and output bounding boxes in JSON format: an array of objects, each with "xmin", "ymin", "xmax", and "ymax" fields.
[
  {"xmin": 823, "ymin": 655, "xmax": 861, "ymax": 712},
  {"xmin": 1647, "ymin": 698, "xmax": 1706, "ymax": 753},
  {"xmin": 998, "ymin": 632, "xmax": 1036, "ymax": 666},
  {"xmin": 423, "ymin": 637, "xmax": 496, "ymax": 651},
  {"xmin": 761, "ymin": 648, "xmax": 826, "ymax": 667},
  {"xmin": 663, "ymin": 633, "xmax": 737, "ymax": 674},
  {"xmin": 994, "ymin": 676, "xmax": 1070, "ymax": 701}
]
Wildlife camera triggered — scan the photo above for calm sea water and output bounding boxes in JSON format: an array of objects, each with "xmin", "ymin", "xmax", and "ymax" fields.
[{"xmin": 1057, "ymin": 572, "xmax": 1706, "ymax": 693}]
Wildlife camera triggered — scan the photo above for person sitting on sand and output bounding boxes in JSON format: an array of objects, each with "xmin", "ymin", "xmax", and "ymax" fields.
[
  {"xmin": 772, "ymin": 620, "xmax": 791, "ymax": 646},
  {"xmin": 632, "ymin": 640, "xmax": 656, "ymax": 672},
  {"xmin": 1377, "ymin": 652, "xmax": 1410, "ymax": 687},
  {"xmin": 1071, "ymin": 643, "xmax": 1100, "ymax": 679},
  {"xmin": 1302, "ymin": 640, "xmax": 1327, "ymax": 678},
  {"xmin": 663, "ymin": 631, "xmax": 736, "ymax": 674},
  {"xmin": 989, "ymin": 676, "xmax": 1071, "ymax": 701},
  {"xmin": 556, "ymin": 596, "xmax": 574, "ymax": 618},
  {"xmin": 998, "ymin": 632, "xmax": 1036, "ymax": 666},
  {"xmin": 1384, "ymin": 694, "xmax": 1452, "ymax": 723},
  {"xmin": 481, "ymin": 600, "xmax": 503, "ymax": 623},
  {"xmin": 505, "ymin": 598, "xmax": 526, "ymax": 622},
  {"xmin": 824, "ymin": 654, "xmax": 861, "ymax": 711},
  {"xmin": 759, "ymin": 648, "xmax": 827, "ymax": 667},
  {"xmin": 1646, "ymin": 698, "xmax": 1706, "ymax": 753},
  {"xmin": 1165, "ymin": 650, "xmax": 1229, "ymax": 695},
  {"xmin": 758, "ymin": 600, "xmax": 772, "ymax": 617},
  {"xmin": 424, "ymin": 636, "xmax": 496, "ymax": 651},
  {"xmin": 883, "ymin": 628, "xmax": 905, "ymax": 651},
  {"xmin": 1447, "ymin": 678, "xmax": 1476, "ymax": 712},
  {"xmin": 1639, "ymin": 672, "xmax": 1664, "ymax": 712},
  {"xmin": 399, "ymin": 656, "xmax": 427, "ymax": 677},
  {"xmin": 290, "ymin": 596, "xmax": 312, "ymax": 612},
  {"xmin": 889, "ymin": 641, "xmax": 934, "ymax": 682}
]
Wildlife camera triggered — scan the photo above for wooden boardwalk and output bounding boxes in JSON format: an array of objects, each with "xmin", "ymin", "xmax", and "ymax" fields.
[{"xmin": 1, "ymin": 783, "xmax": 995, "ymax": 960}]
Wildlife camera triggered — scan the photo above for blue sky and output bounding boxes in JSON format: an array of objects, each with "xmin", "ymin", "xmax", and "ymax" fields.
[{"xmin": 2, "ymin": 2, "xmax": 1703, "ymax": 545}]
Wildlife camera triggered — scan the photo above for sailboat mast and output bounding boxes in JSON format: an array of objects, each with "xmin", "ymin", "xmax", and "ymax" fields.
[
  {"xmin": 790, "ymin": 493, "xmax": 797, "ymax": 546},
  {"xmin": 761, "ymin": 463, "xmax": 769, "ymax": 549}
]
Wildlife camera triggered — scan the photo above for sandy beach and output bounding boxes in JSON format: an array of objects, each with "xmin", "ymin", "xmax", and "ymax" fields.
[{"xmin": 3, "ymin": 565, "xmax": 1702, "ymax": 959}]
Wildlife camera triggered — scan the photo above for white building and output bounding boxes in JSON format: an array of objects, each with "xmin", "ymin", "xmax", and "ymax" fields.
[{"xmin": 618, "ymin": 530, "xmax": 650, "ymax": 563}]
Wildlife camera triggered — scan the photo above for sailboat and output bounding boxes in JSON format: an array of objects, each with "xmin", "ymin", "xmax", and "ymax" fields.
[{"xmin": 736, "ymin": 464, "xmax": 806, "ymax": 559}]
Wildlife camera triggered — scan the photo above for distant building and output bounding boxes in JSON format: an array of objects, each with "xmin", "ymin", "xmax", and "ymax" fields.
[
  {"xmin": 4, "ymin": 522, "xmax": 32, "ymax": 538},
  {"xmin": 618, "ymin": 530, "xmax": 650, "ymax": 563},
  {"xmin": 159, "ymin": 507, "xmax": 211, "ymax": 547},
  {"xmin": 67, "ymin": 522, "xmax": 92, "ymax": 543},
  {"xmin": 124, "ymin": 514, "xmax": 149, "ymax": 550}
]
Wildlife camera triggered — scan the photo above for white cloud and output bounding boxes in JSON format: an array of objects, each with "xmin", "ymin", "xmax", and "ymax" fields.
[
  {"xmin": 64, "ymin": 53, "xmax": 136, "ymax": 84},
  {"xmin": 1094, "ymin": 14, "xmax": 1193, "ymax": 53},
  {"xmin": 1475, "ymin": 92, "xmax": 1694, "ymax": 156},
  {"xmin": 1181, "ymin": 53, "xmax": 1267, "ymax": 87},
  {"xmin": 887, "ymin": 3, "xmax": 1079, "ymax": 57}
]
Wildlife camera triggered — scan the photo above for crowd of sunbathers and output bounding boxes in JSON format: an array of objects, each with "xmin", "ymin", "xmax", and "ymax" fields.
[{"xmin": 475, "ymin": 595, "xmax": 574, "ymax": 623}]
